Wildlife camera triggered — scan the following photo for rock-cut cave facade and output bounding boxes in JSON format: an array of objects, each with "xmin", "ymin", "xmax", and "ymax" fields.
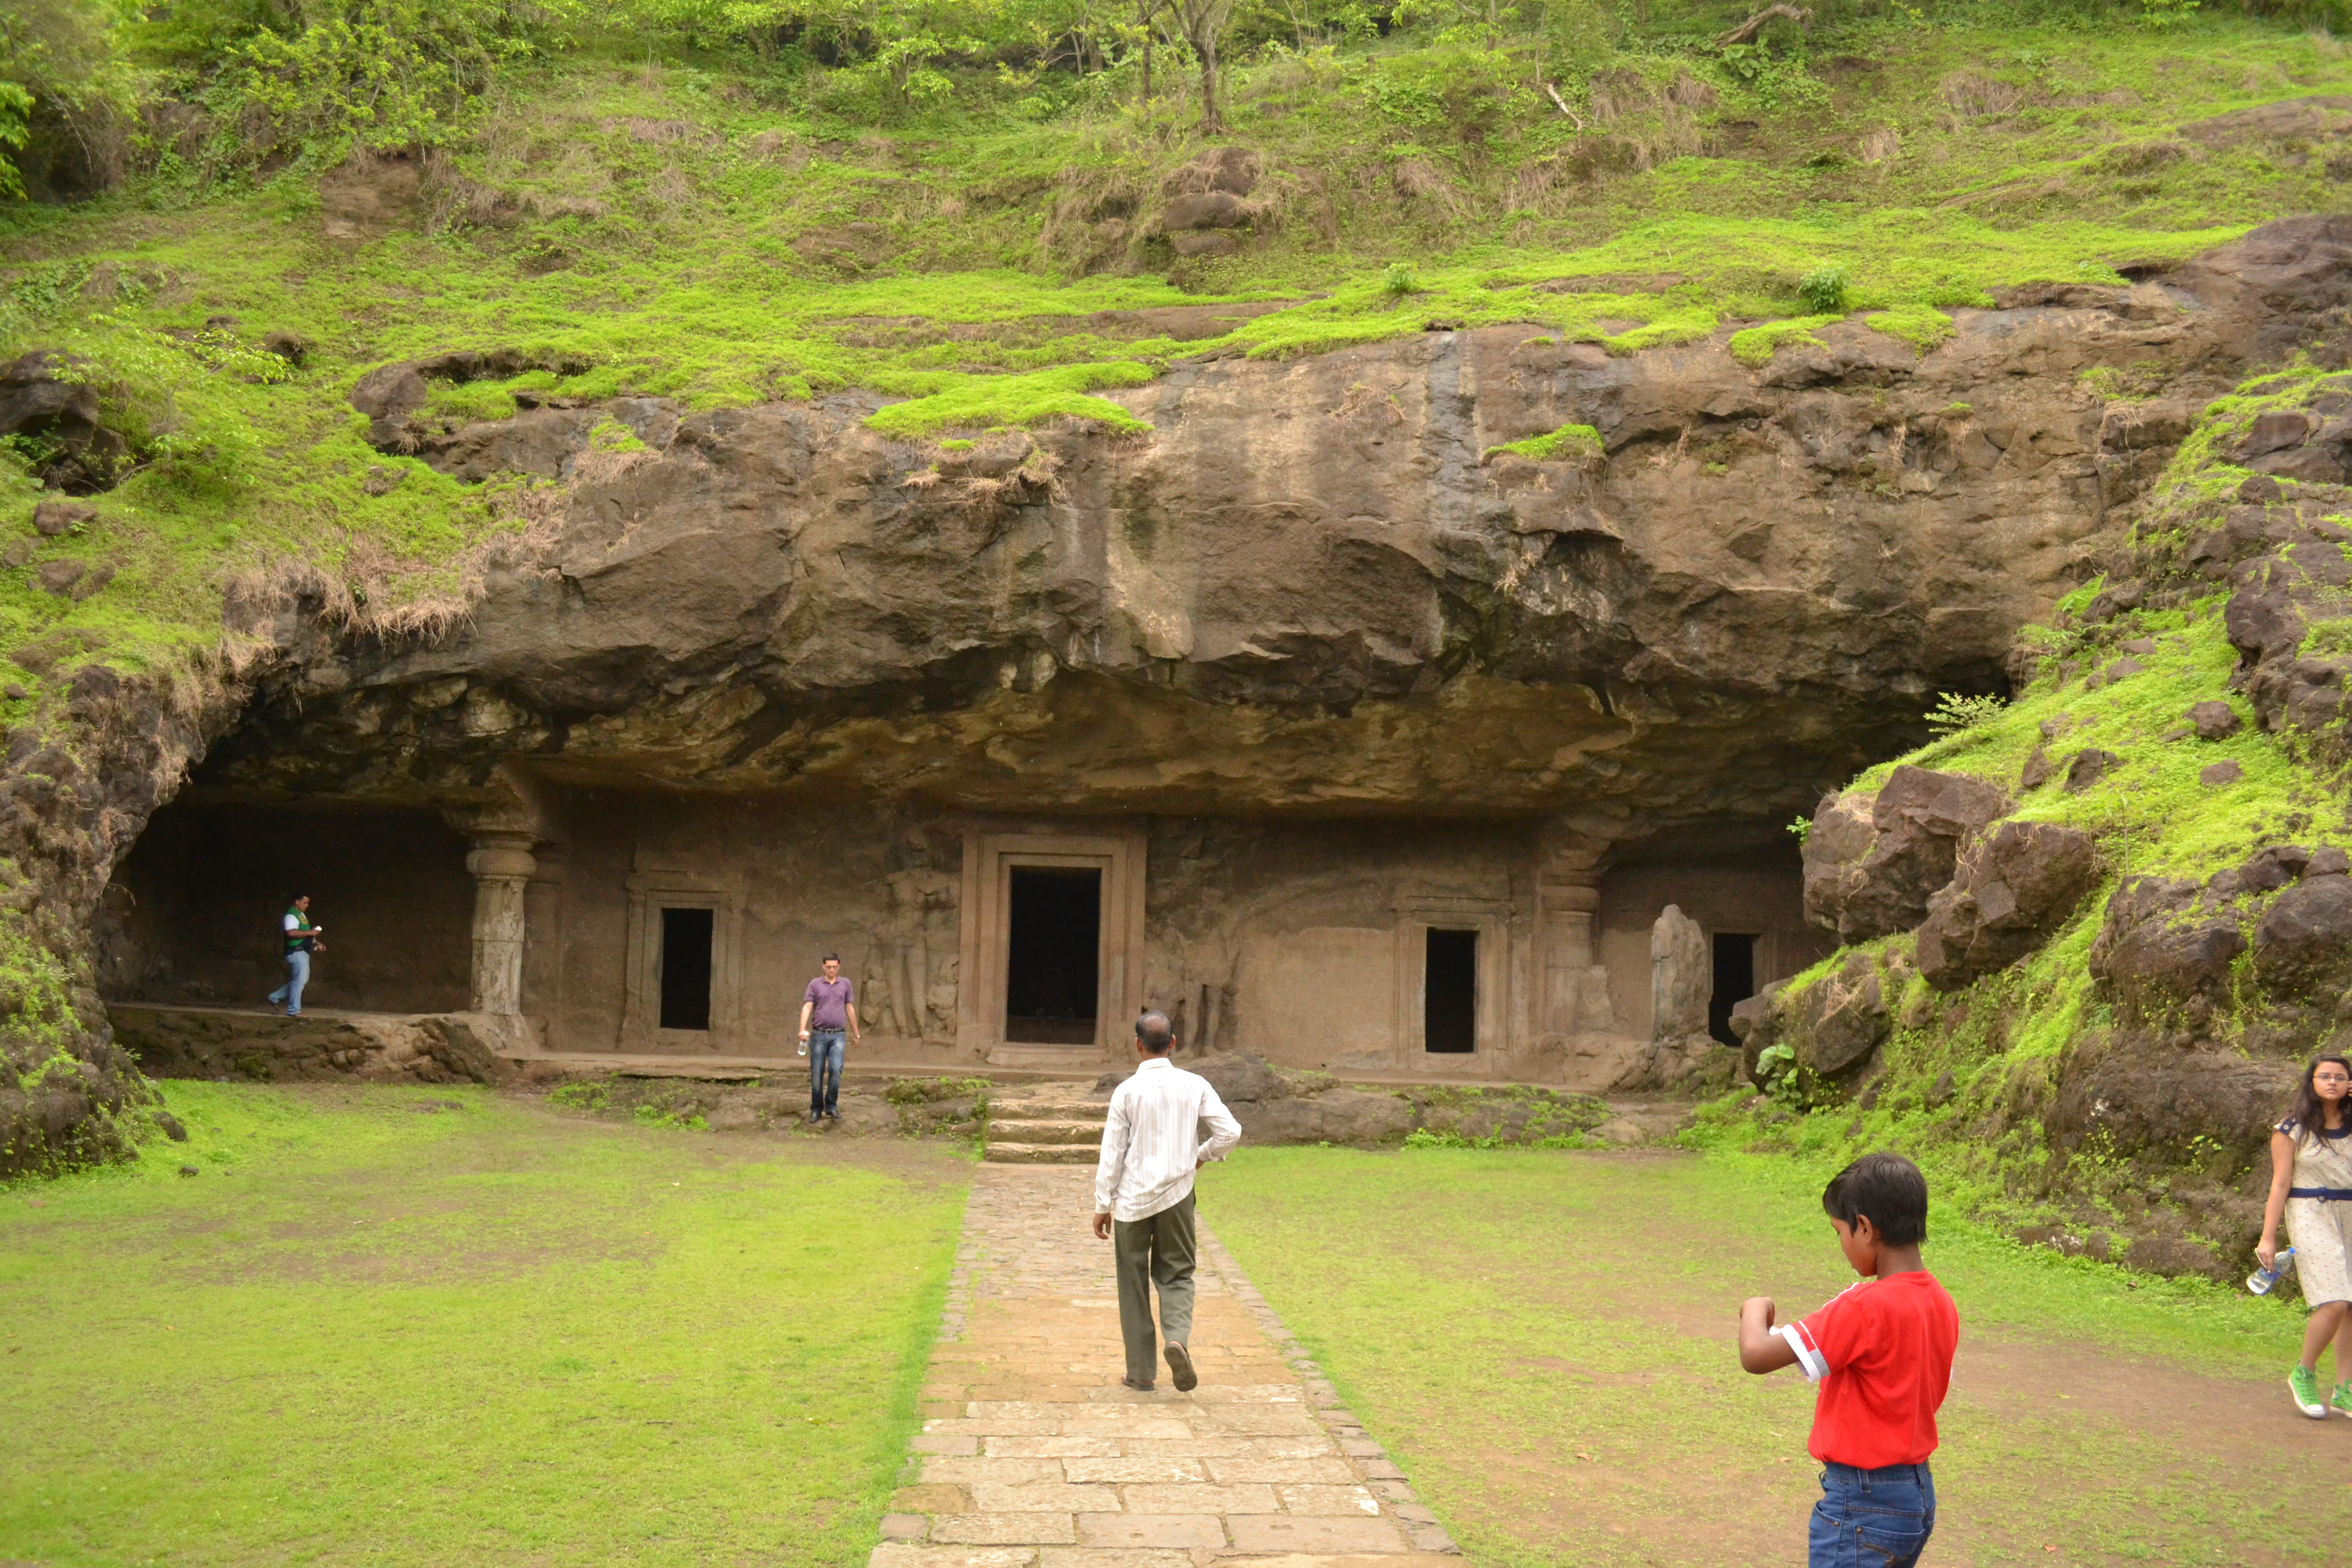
[{"xmin": 86, "ymin": 222, "xmax": 2347, "ymax": 1092}]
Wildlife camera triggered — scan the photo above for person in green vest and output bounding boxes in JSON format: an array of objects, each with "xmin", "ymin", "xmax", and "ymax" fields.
[{"xmin": 268, "ymin": 894, "xmax": 324, "ymax": 1016}]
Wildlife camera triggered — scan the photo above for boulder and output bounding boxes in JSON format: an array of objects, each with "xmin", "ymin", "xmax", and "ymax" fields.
[
  {"xmin": 1649, "ymin": 903, "xmax": 1708, "ymax": 1040},
  {"xmin": 1728, "ymin": 984, "xmax": 1783, "ymax": 1082},
  {"xmin": 1233, "ymin": 1088, "xmax": 1415, "ymax": 1146},
  {"xmin": 1802, "ymin": 766, "xmax": 2012, "ymax": 941},
  {"xmin": 1186, "ymin": 1049, "xmax": 1286, "ymax": 1106},
  {"xmin": 2048, "ymin": 1039, "xmax": 2298, "ymax": 1172},
  {"xmin": 1160, "ymin": 146, "xmax": 1260, "ymax": 197},
  {"xmin": 2189, "ymin": 700, "xmax": 2243, "ymax": 740},
  {"xmin": 2089, "ymin": 874, "xmax": 2244, "ymax": 1024},
  {"xmin": 2252, "ymin": 871, "xmax": 2352, "ymax": 1003},
  {"xmin": 2063, "ymin": 748, "xmax": 2119, "ymax": 792},
  {"xmin": 1915, "ymin": 820, "xmax": 2102, "ymax": 991},
  {"xmin": 34, "ymin": 559, "xmax": 85, "ymax": 597},
  {"xmin": 1162, "ymin": 191, "xmax": 1253, "ymax": 231},
  {"xmin": 0, "ymin": 351, "xmax": 133, "ymax": 492},
  {"xmin": 31, "ymin": 500, "xmax": 92, "ymax": 537},
  {"xmin": 1803, "ymin": 955, "xmax": 1890, "ymax": 1076}
]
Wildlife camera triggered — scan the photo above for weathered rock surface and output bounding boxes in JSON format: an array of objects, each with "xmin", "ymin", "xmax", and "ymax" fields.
[
  {"xmin": 1731, "ymin": 952, "xmax": 1892, "ymax": 1088},
  {"xmin": 1649, "ymin": 903, "xmax": 1708, "ymax": 1040},
  {"xmin": 1802, "ymin": 767, "xmax": 2012, "ymax": 942},
  {"xmin": 18, "ymin": 217, "xmax": 2352, "ymax": 1180},
  {"xmin": 2251, "ymin": 865, "xmax": 2352, "ymax": 1004},
  {"xmin": 0, "ymin": 351, "xmax": 132, "ymax": 493},
  {"xmin": 113, "ymin": 1004, "xmax": 523, "ymax": 1085},
  {"xmin": 1914, "ymin": 820, "xmax": 2101, "ymax": 990},
  {"xmin": 2089, "ymin": 845, "xmax": 2352, "ymax": 1031},
  {"xmin": 192, "ymin": 220, "xmax": 2352, "ymax": 846}
]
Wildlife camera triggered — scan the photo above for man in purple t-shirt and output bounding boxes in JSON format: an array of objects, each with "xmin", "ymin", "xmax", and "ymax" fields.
[{"xmin": 797, "ymin": 953, "xmax": 861, "ymax": 1125}]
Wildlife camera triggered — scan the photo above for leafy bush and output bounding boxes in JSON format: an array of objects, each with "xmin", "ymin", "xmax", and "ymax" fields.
[
  {"xmin": 1383, "ymin": 260, "xmax": 1423, "ymax": 296},
  {"xmin": 1925, "ymin": 690, "xmax": 2007, "ymax": 736},
  {"xmin": 1798, "ymin": 263, "xmax": 1850, "ymax": 314},
  {"xmin": 548, "ymin": 1079, "xmax": 611, "ymax": 1111}
]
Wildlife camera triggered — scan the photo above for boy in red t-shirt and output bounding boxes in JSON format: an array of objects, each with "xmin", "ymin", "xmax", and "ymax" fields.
[{"xmin": 1737, "ymin": 1152, "xmax": 1959, "ymax": 1568}]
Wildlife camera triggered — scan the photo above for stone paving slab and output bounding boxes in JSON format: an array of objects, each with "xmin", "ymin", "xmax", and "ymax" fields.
[{"xmin": 872, "ymin": 1164, "xmax": 1458, "ymax": 1566}]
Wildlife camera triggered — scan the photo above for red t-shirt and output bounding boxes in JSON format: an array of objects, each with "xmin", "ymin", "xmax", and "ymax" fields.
[{"xmin": 1778, "ymin": 1270, "xmax": 1958, "ymax": 1468}]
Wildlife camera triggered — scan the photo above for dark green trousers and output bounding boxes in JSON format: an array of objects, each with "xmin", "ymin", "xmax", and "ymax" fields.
[{"xmin": 1113, "ymin": 1192, "xmax": 1196, "ymax": 1387}]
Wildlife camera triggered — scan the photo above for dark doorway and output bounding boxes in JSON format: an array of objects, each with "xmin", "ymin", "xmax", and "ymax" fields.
[
  {"xmin": 1425, "ymin": 928, "xmax": 1477, "ymax": 1054},
  {"xmin": 1006, "ymin": 867, "xmax": 1101, "ymax": 1044},
  {"xmin": 659, "ymin": 907, "xmax": 714, "ymax": 1031},
  {"xmin": 1709, "ymin": 933, "xmax": 1757, "ymax": 1047}
]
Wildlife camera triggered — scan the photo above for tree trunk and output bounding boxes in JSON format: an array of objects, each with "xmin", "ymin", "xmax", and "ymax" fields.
[
  {"xmin": 1714, "ymin": 2, "xmax": 1811, "ymax": 46},
  {"xmin": 1197, "ymin": 39, "xmax": 1219, "ymax": 132},
  {"xmin": 1138, "ymin": 0, "xmax": 1154, "ymax": 105}
]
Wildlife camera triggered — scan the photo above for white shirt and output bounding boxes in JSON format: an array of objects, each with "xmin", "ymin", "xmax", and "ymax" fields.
[{"xmin": 1093, "ymin": 1057, "xmax": 1242, "ymax": 1222}]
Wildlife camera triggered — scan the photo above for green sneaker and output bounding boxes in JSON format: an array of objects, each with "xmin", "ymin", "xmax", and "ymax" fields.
[
  {"xmin": 2290, "ymin": 1364, "xmax": 2328, "ymax": 1418},
  {"xmin": 2332, "ymin": 1382, "xmax": 2352, "ymax": 1417}
]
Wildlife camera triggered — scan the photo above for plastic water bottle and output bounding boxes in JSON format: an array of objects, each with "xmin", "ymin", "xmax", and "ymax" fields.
[{"xmin": 2249, "ymin": 1248, "xmax": 2298, "ymax": 1296}]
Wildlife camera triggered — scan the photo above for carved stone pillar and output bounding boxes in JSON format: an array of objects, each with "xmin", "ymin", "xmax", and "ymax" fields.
[
  {"xmin": 1538, "ymin": 879, "xmax": 1601, "ymax": 1038},
  {"xmin": 464, "ymin": 832, "xmax": 537, "ymax": 1016}
]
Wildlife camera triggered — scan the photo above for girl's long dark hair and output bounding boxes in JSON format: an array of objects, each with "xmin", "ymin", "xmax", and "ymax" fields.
[{"xmin": 2284, "ymin": 1055, "xmax": 2352, "ymax": 1148}]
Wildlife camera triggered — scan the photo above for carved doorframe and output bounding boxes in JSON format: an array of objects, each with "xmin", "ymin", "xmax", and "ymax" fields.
[
  {"xmin": 957, "ymin": 826, "xmax": 1148, "ymax": 1055},
  {"xmin": 621, "ymin": 852, "xmax": 745, "ymax": 1052},
  {"xmin": 1392, "ymin": 892, "xmax": 1511, "ymax": 1067}
]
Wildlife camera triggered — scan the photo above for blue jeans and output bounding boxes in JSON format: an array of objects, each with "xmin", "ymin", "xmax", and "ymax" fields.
[
  {"xmin": 1810, "ymin": 1461, "xmax": 1934, "ymax": 1567},
  {"xmin": 808, "ymin": 1028, "xmax": 844, "ymax": 1116},
  {"xmin": 268, "ymin": 950, "xmax": 310, "ymax": 1015}
]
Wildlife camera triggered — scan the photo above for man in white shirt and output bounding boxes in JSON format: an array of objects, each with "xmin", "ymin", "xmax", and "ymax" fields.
[{"xmin": 1091, "ymin": 1011, "xmax": 1242, "ymax": 1392}]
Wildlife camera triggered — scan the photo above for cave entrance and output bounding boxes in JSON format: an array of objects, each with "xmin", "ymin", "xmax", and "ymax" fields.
[
  {"xmin": 1424, "ymin": 928, "xmax": 1478, "ymax": 1054},
  {"xmin": 94, "ymin": 800, "xmax": 474, "ymax": 1014},
  {"xmin": 1004, "ymin": 867, "xmax": 1101, "ymax": 1045},
  {"xmin": 1709, "ymin": 932, "xmax": 1757, "ymax": 1047},
  {"xmin": 658, "ymin": 907, "xmax": 714, "ymax": 1032}
]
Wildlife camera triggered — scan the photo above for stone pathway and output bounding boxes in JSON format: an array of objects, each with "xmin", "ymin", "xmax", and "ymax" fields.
[{"xmin": 873, "ymin": 1165, "xmax": 1459, "ymax": 1567}]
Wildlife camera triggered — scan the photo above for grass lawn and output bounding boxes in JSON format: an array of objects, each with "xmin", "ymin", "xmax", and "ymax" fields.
[
  {"xmin": 0, "ymin": 1082, "xmax": 971, "ymax": 1567},
  {"xmin": 1206, "ymin": 1146, "xmax": 2314, "ymax": 1568}
]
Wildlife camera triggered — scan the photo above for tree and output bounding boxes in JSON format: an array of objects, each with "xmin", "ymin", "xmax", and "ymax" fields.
[{"xmin": 1167, "ymin": 0, "xmax": 1233, "ymax": 130}]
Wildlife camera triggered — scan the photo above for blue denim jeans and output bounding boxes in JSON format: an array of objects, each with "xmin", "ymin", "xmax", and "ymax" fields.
[
  {"xmin": 268, "ymin": 950, "xmax": 311, "ymax": 1015},
  {"xmin": 808, "ymin": 1028, "xmax": 844, "ymax": 1116},
  {"xmin": 1810, "ymin": 1461, "xmax": 1934, "ymax": 1568}
]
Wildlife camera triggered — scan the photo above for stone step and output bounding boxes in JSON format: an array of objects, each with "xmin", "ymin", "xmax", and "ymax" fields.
[
  {"xmin": 988, "ymin": 1109, "xmax": 1105, "ymax": 1133},
  {"xmin": 982, "ymin": 1141, "xmax": 1099, "ymax": 1165},
  {"xmin": 988, "ymin": 1118, "xmax": 1101, "ymax": 1145}
]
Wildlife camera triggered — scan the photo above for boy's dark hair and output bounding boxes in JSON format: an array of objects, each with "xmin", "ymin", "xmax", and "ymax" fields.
[
  {"xmin": 1822, "ymin": 1153, "xmax": 1929, "ymax": 1247},
  {"xmin": 1135, "ymin": 1011, "xmax": 1173, "ymax": 1053},
  {"xmin": 823, "ymin": 952, "xmax": 841, "ymax": 964}
]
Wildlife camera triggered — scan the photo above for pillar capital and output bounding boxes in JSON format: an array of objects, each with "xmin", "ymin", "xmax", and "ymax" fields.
[{"xmin": 464, "ymin": 834, "xmax": 538, "ymax": 883}]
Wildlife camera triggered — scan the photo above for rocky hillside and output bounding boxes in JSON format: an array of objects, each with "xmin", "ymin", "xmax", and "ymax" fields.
[
  {"xmin": 7, "ymin": 7, "xmax": 2352, "ymax": 1182},
  {"xmin": 1717, "ymin": 323, "xmax": 2352, "ymax": 1278}
]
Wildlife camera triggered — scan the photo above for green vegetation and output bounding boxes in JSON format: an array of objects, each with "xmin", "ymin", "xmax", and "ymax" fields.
[
  {"xmin": 3, "ymin": 10, "xmax": 2345, "ymax": 709},
  {"xmin": 1726, "ymin": 310, "xmax": 1840, "ymax": 365},
  {"xmin": 0, "ymin": 1082, "xmax": 970, "ymax": 1566},
  {"xmin": 6, "ymin": 0, "xmax": 2352, "ymax": 1170},
  {"xmin": 1703, "ymin": 359, "xmax": 2352, "ymax": 1257},
  {"xmin": 1207, "ymin": 1145, "xmax": 2304, "ymax": 1567},
  {"xmin": 1481, "ymin": 419, "xmax": 1601, "ymax": 462}
]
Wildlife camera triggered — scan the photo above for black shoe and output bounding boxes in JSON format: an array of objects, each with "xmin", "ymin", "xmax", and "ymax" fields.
[
  {"xmin": 807, "ymin": 1112, "xmax": 822, "ymax": 1125},
  {"xmin": 1120, "ymin": 1376, "xmax": 1155, "ymax": 1391},
  {"xmin": 825, "ymin": 1110, "xmax": 840, "ymax": 1120},
  {"xmin": 1165, "ymin": 1342, "xmax": 1197, "ymax": 1392}
]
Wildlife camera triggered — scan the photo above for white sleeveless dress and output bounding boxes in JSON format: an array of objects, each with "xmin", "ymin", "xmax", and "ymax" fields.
[{"xmin": 2283, "ymin": 1120, "xmax": 2352, "ymax": 1307}]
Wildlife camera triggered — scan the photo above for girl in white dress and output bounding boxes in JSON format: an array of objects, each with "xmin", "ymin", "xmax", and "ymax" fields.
[{"xmin": 2259, "ymin": 1054, "xmax": 2352, "ymax": 1417}]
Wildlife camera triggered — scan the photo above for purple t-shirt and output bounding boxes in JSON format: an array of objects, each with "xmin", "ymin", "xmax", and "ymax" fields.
[{"xmin": 804, "ymin": 975, "xmax": 854, "ymax": 1030}]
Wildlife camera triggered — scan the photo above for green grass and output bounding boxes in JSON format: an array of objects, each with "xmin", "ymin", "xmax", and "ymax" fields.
[
  {"xmin": 1206, "ymin": 1145, "xmax": 2306, "ymax": 1568},
  {"xmin": 1481, "ymin": 420, "xmax": 1603, "ymax": 462},
  {"xmin": 0, "ymin": 1082, "xmax": 971, "ymax": 1566}
]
